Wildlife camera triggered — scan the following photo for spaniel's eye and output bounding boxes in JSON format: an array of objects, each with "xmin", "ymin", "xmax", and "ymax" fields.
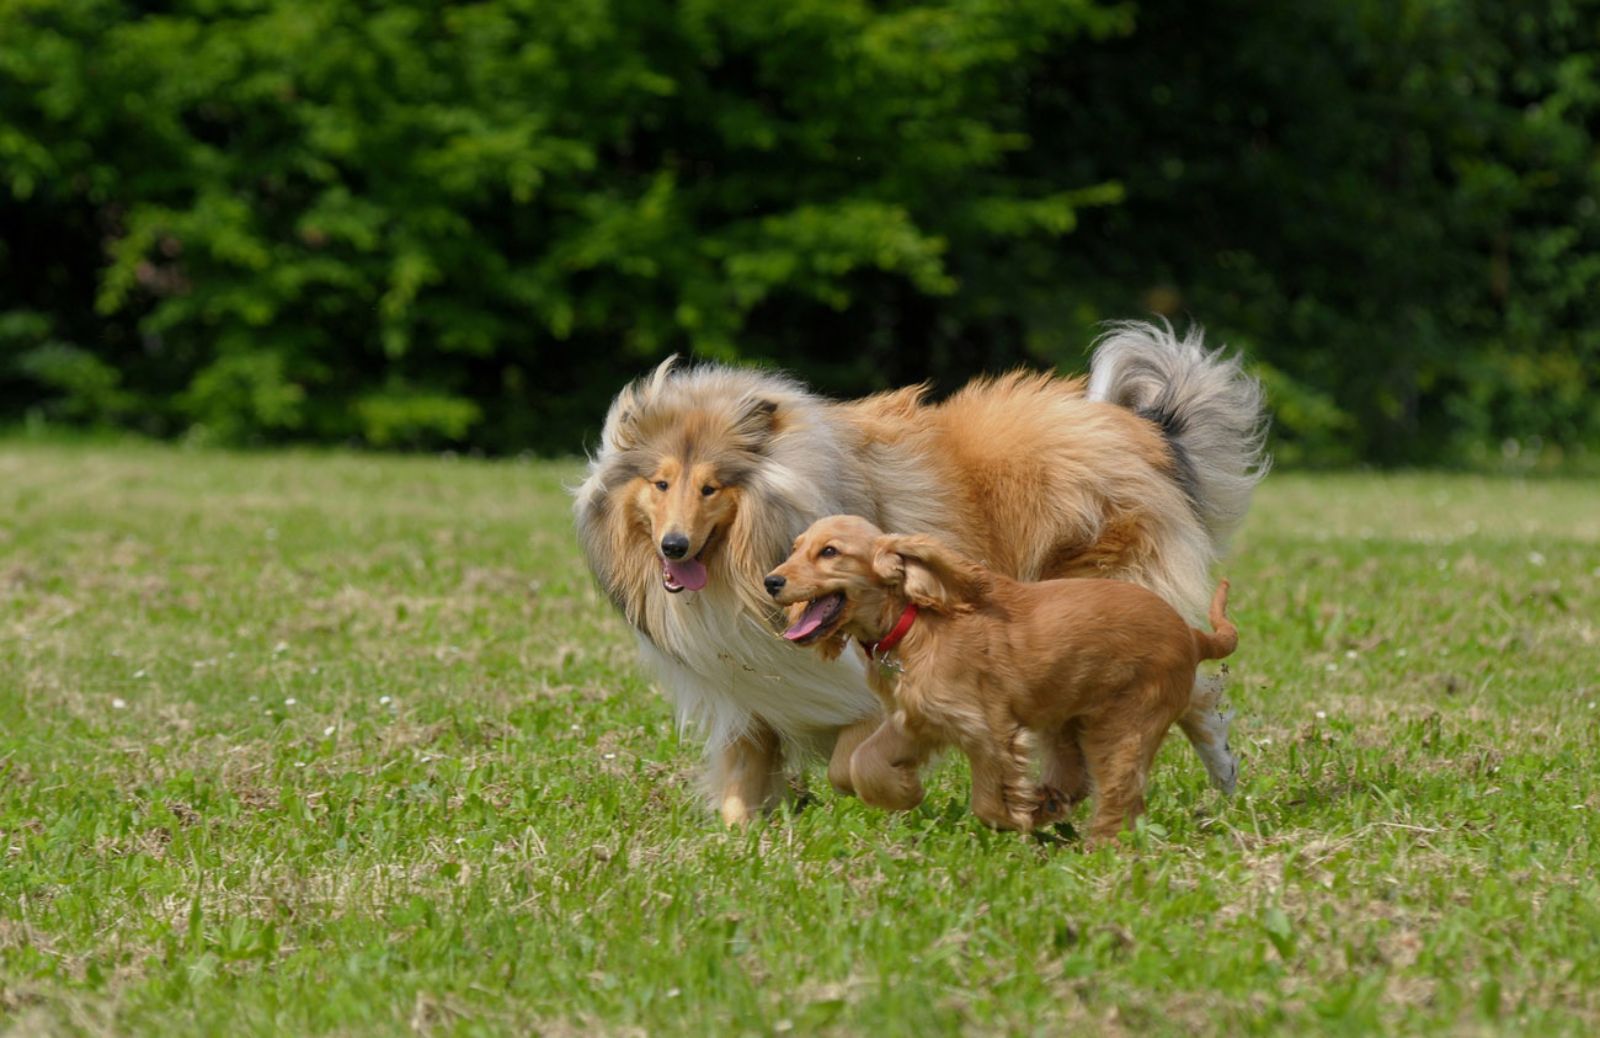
[
  {"xmin": 653, "ymin": 480, "xmax": 669, "ymax": 491},
  {"xmin": 700, "ymin": 484, "xmax": 717, "ymax": 497},
  {"xmin": 819, "ymin": 545, "xmax": 839, "ymax": 559}
]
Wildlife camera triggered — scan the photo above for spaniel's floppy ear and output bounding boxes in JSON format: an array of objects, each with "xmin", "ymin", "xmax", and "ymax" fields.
[
  {"xmin": 870, "ymin": 534, "xmax": 987, "ymax": 613},
  {"xmin": 870, "ymin": 537, "xmax": 906, "ymax": 585}
]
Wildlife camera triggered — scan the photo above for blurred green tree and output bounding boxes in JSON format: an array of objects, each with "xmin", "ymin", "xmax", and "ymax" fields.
[
  {"xmin": 2, "ymin": 0, "xmax": 1596, "ymax": 465},
  {"xmin": 1, "ymin": 0, "xmax": 1130, "ymax": 451},
  {"xmin": 1026, "ymin": 0, "xmax": 1600, "ymax": 466}
]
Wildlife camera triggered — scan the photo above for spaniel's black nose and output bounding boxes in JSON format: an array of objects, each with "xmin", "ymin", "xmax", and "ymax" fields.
[
  {"xmin": 763, "ymin": 574, "xmax": 786, "ymax": 596},
  {"xmin": 661, "ymin": 533, "xmax": 690, "ymax": 559}
]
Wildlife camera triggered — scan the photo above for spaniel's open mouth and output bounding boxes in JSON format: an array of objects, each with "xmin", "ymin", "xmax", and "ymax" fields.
[{"xmin": 783, "ymin": 592, "xmax": 846, "ymax": 643}]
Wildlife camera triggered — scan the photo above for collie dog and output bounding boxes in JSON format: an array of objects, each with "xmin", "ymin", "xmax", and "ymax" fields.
[
  {"xmin": 573, "ymin": 322, "xmax": 1267, "ymax": 823},
  {"xmin": 765, "ymin": 515, "xmax": 1238, "ymax": 845}
]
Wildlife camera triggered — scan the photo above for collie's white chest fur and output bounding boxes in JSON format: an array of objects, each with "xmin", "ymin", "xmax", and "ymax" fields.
[{"xmin": 638, "ymin": 579, "xmax": 878, "ymax": 756}]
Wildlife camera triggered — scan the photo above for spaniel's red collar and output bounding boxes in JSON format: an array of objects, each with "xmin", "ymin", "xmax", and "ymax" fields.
[{"xmin": 863, "ymin": 603, "xmax": 918, "ymax": 659}]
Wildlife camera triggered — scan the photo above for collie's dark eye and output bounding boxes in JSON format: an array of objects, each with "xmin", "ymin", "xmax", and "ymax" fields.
[
  {"xmin": 700, "ymin": 485, "xmax": 717, "ymax": 497},
  {"xmin": 819, "ymin": 545, "xmax": 838, "ymax": 559},
  {"xmin": 653, "ymin": 480, "xmax": 669, "ymax": 491}
]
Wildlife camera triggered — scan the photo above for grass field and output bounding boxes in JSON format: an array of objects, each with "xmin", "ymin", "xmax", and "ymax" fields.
[{"xmin": 2, "ymin": 442, "xmax": 1598, "ymax": 1036}]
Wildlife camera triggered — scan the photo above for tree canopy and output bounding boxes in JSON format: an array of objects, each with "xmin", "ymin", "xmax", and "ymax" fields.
[{"xmin": 3, "ymin": 0, "xmax": 1596, "ymax": 465}]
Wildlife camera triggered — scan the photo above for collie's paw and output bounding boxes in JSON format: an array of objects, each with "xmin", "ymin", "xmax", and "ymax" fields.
[{"xmin": 718, "ymin": 794, "xmax": 756, "ymax": 825}]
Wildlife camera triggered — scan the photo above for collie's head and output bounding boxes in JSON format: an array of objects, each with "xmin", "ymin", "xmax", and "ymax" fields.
[{"xmin": 574, "ymin": 357, "xmax": 867, "ymax": 654}]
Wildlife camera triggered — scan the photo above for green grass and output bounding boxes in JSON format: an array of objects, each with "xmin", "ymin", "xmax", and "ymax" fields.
[{"xmin": 3, "ymin": 442, "xmax": 1598, "ymax": 1036}]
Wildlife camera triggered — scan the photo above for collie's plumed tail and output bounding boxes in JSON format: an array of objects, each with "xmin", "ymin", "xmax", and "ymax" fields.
[
  {"xmin": 1087, "ymin": 320, "xmax": 1270, "ymax": 552},
  {"xmin": 1088, "ymin": 323, "xmax": 1261, "ymax": 798}
]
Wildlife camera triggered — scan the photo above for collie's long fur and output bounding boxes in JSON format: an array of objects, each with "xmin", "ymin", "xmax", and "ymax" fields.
[{"xmin": 573, "ymin": 321, "xmax": 1267, "ymax": 820}]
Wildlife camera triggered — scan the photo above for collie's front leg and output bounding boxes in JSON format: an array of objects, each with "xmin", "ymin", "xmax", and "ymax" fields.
[{"xmin": 712, "ymin": 719, "xmax": 783, "ymax": 825}]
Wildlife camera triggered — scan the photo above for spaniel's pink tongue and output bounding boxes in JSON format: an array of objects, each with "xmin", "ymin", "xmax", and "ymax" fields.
[
  {"xmin": 783, "ymin": 599, "xmax": 832, "ymax": 641},
  {"xmin": 664, "ymin": 557, "xmax": 708, "ymax": 591}
]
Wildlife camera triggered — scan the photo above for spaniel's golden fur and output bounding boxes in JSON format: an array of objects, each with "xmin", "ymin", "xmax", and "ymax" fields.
[
  {"xmin": 767, "ymin": 515, "xmax": 1238, "ymax": 845},
  {"xmin": 573, "ymin": 324, "xmax": 1264, "ymax": 823}
]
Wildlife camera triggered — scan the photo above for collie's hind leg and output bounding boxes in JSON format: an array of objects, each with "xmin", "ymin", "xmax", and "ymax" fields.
[
  {"xmin": 1177, "ymin": 670, "xmax": 1238, "ymax": 794},
  {"xmin": 1036, "ymin": 719, "xmax": 1090, "ymax": 825},
  {"xmin": 827, "ymin": 713, "xmax": 886, "ymax": 796},
  {"xmin": 712, "ymin": 718, "xmax": 784, "ymax": 825}
]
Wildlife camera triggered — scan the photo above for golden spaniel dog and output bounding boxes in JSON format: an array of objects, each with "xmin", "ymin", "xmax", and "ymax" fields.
[{"xmin": 765, "ymin": 515, "xmax": 1238, "ymax": 846}]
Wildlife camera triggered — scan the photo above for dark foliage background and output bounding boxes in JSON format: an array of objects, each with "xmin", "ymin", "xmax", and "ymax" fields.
[{"xmin": 3, "ymin": 0, "xmax": 1596, "ymax": 465}]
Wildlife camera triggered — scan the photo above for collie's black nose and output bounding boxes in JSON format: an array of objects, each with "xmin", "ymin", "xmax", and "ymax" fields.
[
  {"xmin": 661, "ymin": 533, "xmax": 690, "ymax": 559},
  {"xmin": 763, "ymin": 574, "xmax": 786, "ymax": 596}
]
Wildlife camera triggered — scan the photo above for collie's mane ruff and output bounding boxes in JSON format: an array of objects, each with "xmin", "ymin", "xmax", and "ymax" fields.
[{"xmin": 1087, "ymin": 321, "xmax": 1270, "ymax": 551}]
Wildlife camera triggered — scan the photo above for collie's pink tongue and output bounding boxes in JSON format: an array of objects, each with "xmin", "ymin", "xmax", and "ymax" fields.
[
  {"xmin": 664, "ymin": 557, "xmax": 708, "ymax": 591},
  {"xmin": 783, "ymin": 599, "xmax": 832, "ymax": 641}
]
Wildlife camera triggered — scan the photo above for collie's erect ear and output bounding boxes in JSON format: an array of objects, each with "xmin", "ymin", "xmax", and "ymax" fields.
[
  {"xmin": 729, "ymin": 397, "xmax": 780, "ymax": 452},
  {"xmin": 872, "ymin": 534, "xmax": 987, "ymax": 614},
  {"xmin": 607, "ymin": 354, "xmax": 681, "ymax": 451},
  {"xmin": 605, "ymin": 383, "xmax": 642, "ymax": 451}
]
